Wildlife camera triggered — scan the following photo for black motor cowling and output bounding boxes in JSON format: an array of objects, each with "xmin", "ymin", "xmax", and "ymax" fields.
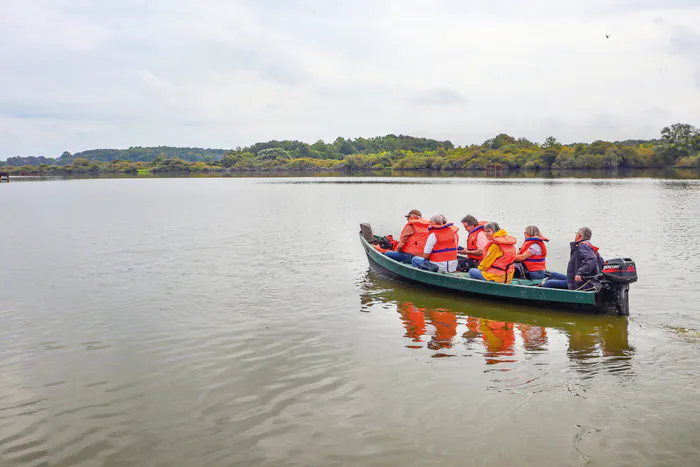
[
  {"xmin": 597, "ymin": 258, "xmax": 637, "ymax": 316},
  {"xmin": 602, "ymin": 258, "xmax": 638, "ymax": 284}
]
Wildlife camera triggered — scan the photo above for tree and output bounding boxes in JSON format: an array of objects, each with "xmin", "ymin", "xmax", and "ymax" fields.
[
  {"xmin": 220, "ymin": 152, "xmax": 242, "ymax": 168},
  {"xmin": 338, "ymin": 140, "xmax": 357, "ymax": 155},
  {"xmin": 484, "ymin": 134, "xmax": 516, "ymax": 150},
  {"xmin": 257, "ymin": 148, "xmax": 291, "ymax": 161},
  {"xmin": 657, "ymin": 123, "xmax": 700, "ymax": 165},
  {"xmin": 602, "ymin": 148, "xmax": 622, "ymax": 169},
  {"xmin": 333, "ymin": 137, "xmax": 357, "ymax": 155},
  {"xmin": 542, "ymin": 136, "xmax": 561, "ymax": 150},
  {"xmin": 539, "ymin": 148, "xmax": 559, "ymax": 168}
]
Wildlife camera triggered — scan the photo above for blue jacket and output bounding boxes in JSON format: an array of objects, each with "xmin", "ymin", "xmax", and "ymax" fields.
[{"xmin": 566, "ymin": 240, "xmax": 604, "ymax": 290}]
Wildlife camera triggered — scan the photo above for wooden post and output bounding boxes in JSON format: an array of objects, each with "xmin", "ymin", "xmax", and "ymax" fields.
[{"xmin": 485, "ymin": 164, "xmax": 503, "ymax": 177}]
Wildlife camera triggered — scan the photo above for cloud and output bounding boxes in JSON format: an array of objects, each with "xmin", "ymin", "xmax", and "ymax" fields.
[
  {"xmin": 413, "ymin": 88, "xmax": 467, "ymax": 106},
  {"xmin": 669, "ymin": 27, "xmax": 700, "ymax": 89},
  {"xmin": 0, "ymin": 98, "xmax": 103, "ymax": 120},
  {"xmin": 0, "ymin": 0, "xmax": 699, "ymax": 159}
]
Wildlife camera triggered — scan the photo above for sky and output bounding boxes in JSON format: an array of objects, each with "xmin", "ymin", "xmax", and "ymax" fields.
[{"xmin": 1, "ymin": 0, "xmax": 699, "ymax": 160}]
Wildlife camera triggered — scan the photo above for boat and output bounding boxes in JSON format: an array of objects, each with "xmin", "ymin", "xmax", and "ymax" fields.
[{"xmin": 359, "ymin": 223, "xmax": 637, "ymax": 315}]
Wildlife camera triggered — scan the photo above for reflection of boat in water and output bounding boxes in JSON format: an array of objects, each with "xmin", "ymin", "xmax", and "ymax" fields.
[
  {"xmin": 360, "ymin": 224, "xmax": 638, "ymax": 315},
  {"xmin": 360, "ymin": 270, "xmax": 634, "ymax": 365}
]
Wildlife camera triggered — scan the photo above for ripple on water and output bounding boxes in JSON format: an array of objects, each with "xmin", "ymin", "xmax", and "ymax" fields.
[{"xmin": 1, "ymin": 178, "xmax": 699, "ymax": 466}]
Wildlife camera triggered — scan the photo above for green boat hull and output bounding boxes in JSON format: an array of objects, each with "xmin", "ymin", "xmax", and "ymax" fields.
[{"xmin": 360, "ymin": 233, "xmax": 625, "ymax": 314}]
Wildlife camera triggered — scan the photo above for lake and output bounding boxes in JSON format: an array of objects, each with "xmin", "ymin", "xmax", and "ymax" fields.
[{"xmin": 1, "ymin": 176, "xmax": 699, "ymax": 466}]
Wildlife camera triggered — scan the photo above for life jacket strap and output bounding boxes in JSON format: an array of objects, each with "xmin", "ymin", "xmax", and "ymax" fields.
[
  {"xmin": 490, "ymin": 262, "xmax": 514, "ymax": 283},
  {"xmin": 432, "ymin": 247, "xmax": 457, "ymax": 254}
]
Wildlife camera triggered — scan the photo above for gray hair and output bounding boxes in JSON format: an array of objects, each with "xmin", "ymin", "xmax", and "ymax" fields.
[
  {"xmin": 461, "ymin": 214, "xmax": 478, "ymax": 226},
  {"xmin": 430, "ymin": 213, "xmax": 446, "ymax": 225},
  {"xmin": 524, "ymin": 225, "xmax": 542, "ymax": 237},
  {"xmin": 484, "ymin": 222, "xmax": 500, "ymax": 232},
  {"xmin": 578, "ymin": 227, "xmax": 592, "ymax": 240}
]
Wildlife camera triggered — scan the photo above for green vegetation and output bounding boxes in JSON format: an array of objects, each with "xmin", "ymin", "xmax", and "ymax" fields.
[{"xmin": 3, "ymin": 124, "xmax": 699, "ymax": 175}]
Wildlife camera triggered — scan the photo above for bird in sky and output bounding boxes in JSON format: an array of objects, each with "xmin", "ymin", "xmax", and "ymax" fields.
[{"xmin": 606, "ymin": 34, "xmax": 610, "ymax": 39}]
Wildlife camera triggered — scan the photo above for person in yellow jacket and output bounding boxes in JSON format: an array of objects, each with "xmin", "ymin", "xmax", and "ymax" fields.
[{"xmin": 468, "ymin": 222, "xmax": 517, "ymax": 283}]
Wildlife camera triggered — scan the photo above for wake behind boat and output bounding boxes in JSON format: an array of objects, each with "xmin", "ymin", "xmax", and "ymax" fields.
[{"xmin": 359, "ymin": 223, "xmax": 638, "ymax": 315}]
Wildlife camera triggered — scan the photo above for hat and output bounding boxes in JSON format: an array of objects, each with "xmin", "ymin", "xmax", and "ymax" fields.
[{"xmin": 404, "ymin": 209, "xmax": 422, "ymax": 218}]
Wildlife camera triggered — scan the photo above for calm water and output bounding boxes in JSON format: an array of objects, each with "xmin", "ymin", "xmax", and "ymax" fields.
[{"xmin": 1, "ymin": 177, "xmax": 699, "ymax": 466}]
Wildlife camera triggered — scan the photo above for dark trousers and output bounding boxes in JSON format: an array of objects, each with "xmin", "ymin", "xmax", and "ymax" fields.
[
  {"xmin": 458, "ymin": 257, "xmax": 479, "ymax": 272},
  {"xmin": 385, "ymin": 251, "xmax": 414, "ymax": 264}
]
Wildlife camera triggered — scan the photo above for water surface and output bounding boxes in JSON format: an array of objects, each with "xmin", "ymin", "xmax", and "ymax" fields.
[{"xmin": 0, "ymin": 177, "xmax": 699, "ymax": 466}]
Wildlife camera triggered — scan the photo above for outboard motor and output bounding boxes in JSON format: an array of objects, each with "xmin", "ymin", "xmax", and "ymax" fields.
[
  {"xmin": 602, "ymin": 258, "xmax": 638, "ymax": 284},
  {"xmin": 600, "ymin": 258, "xmax": 638, "ymax": 316}
]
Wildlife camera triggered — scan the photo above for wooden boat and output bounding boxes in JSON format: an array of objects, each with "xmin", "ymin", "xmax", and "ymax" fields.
[{"xmin": 359, "ymin": 223, "xmax": 636, "ymax": 315}]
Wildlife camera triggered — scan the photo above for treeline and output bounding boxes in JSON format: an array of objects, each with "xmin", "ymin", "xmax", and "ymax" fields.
[
  {"xmin": 2, "ymin": 124, "xmax": 699, "ymax": 174},
  {"xmin": 2, "ymin": 135, "xmax": 452, "ymax": 167},
  {"xmin": 3, "ymin": 147, "xmax": 227, "ymax": 167}
]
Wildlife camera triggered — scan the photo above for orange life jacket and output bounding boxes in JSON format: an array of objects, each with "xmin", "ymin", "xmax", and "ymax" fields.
[
  {"xmin": 466, "ymin": 221, "xmax": 489, "ymax": 260},
  {"xmin": 518, "ymin": 237, "xmax": 549, "ymax": 272},
  {"xmin": 400, "ymin": 218, "xmax": 431, "ymax": 256},
  {"xmin": 484, "ymin": 234, "xmax": 517, "ymax": 282},
  {"xmin": 373, "ymin": 244, "xmax": 390, "ymax": 254},
  {"xmin": 429, "ymin": 224, "xmax": 459, "ymax": 263}
]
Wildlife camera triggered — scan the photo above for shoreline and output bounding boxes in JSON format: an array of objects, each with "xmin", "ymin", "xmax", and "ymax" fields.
[{"xmin": 5, "ymin": 167, "xmax": 700, "ymax": 180}]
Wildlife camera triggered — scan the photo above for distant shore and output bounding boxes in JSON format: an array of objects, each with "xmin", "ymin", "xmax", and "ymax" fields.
[
  {"xmin": 3, "ymin": 124, "xmax": 698, "ymax": 175},
  {"xmin": 4, "ymin": 167, "xmax": 700, "ymax": 181}
]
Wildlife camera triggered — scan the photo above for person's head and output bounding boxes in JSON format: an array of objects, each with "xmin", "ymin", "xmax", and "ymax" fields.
[
  {"xmin": 483, "ymin": 221, "xmax": 500, "ymax": 239},
  {"xmin": 461, "ymin": 214, "xmax": 478, "ymax": 230},
  {"xmin": 430, "ymin": 213, "xmax": 446, "ymax": 227},
  {"xmin": 576, "ymin": 227, "xmax": 592, "ymax": 242},
  {"xmin": 524, "ymin": 225, "xmax": 542, "ymax": 238},
  {"xmin": 404, "ymin": 209, "xmax": 422, "ymax": 220}
]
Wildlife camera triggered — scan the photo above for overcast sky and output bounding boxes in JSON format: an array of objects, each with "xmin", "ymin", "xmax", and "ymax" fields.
[{"xmin": 1, "ymin": 0, "xmax": 699, "ymax": 159}]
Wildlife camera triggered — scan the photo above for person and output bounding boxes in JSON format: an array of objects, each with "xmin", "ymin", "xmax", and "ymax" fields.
[
  {"xmin": 514, "ymin": 225, "xmax": 549, "ymax": 280},
  {"xmin": 459, "ymin": 215, "xmax": 489, "ymax": 270},
  {"xmin": 542, "ymin": 227, "xmax": 604, "ymax": 290},
  {"xmin": 468, "ymin": 222, "xmax": 517, "ymax": 283},
  {"xmin": 411, "ymin": 214, "xmax": 459, "ymax": 273},
  {"xmin": 385, "ymin": 209, "xmax": 430, "ymax": 264}
]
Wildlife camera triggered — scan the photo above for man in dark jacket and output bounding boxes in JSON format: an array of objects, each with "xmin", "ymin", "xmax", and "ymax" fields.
[{"xmin": 542, "ymin": 227, "xmax": 604, "ymax": 290}]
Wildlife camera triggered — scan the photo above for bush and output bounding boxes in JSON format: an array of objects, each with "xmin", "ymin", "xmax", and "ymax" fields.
[
  {"xmin": 523, "ymin": 160, "xmax": 539, "ymax": 171},
  {"xmin": 257, "ymin": 148, "xmax": 291, "ymax": 161}
]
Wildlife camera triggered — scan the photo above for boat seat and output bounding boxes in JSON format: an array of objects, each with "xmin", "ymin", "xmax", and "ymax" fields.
[{"xmin": 511, "ymin": 279, "xmax": 544, "ymax": 286}]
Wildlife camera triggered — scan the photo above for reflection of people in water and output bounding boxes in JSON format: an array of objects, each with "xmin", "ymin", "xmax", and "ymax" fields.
[
  {"xmin": 463, "ymin": 316, "xmax": 481, "ymax": 342},
  {"xmin": 391, "ymin": 295, "xmax": 632, "ymax": 374},
  {"xmin": 397, "ymin": 302, "xmax": 426, "ymax": 349},
  {"xmin": 517, "ymin": 324, "xmax": 548, "ymax": 351},
  {"xmin": 600, "ymin": 321, "xmax": 633, "ymax": 358},
  {"xmin": 397, "ymin": 303, "xmax": 459, "ymax": 351},
  {"xmin": 565, "ymin": 318, "xmax": 634, "ymax": 376},
  {"xmin": 480, "ymin": 319, "xmax": 517, "ymax": 365},
  {"xmin": 426, "ymin": 310, "xmax": 458, "ymax": 350}
]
